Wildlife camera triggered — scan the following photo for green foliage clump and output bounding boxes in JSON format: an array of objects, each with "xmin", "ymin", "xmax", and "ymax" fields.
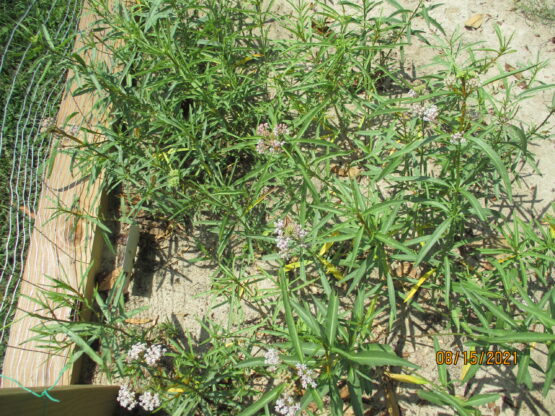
[{"xmin": 30, "ymin": 0, "xmax": 555, "ymax": 415}]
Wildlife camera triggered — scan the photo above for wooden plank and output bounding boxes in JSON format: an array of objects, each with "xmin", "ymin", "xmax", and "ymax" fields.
[
  {"xmin": 0, "ymin": 385, "xmax": 118, "ymax": 416},
  {"xmin": 1, "ymin": 1, "xmax": 115, "ymax": 388}
]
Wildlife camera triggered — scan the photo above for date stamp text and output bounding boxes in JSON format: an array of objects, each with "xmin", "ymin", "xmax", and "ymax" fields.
[{"xmin": 436, "ymin": 350, "xmax": 517, "ymax": 366}]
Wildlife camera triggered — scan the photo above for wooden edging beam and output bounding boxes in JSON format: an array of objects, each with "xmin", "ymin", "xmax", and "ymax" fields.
[
  {"xmin": 0, "ymin": 385, "xmax": 119, "ymax": 416},
  {"xmin": 1, "ymin": 0, "xmax": 115, "ymax": 388}
]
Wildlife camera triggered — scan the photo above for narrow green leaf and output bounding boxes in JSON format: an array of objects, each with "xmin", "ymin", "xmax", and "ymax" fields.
[
  {"xmin": 415, "ymin": 218, "xmax": 451, "ymax": 266},
  {"xmin": 375, "ymin": 233, "xmax": 415, "ymax": 258},
  {"xmin": 40, "ymin": 24, "xmax": 55, "ymax": 49},
  {"xmin": 459, "ymin": 188, "xmax": 489, "ymax": 221},
  {"xmin": 434, "ymin": 337, "xmax": 449, "ymax": 388},
  {"xmin": 333, "ymin": 347, "xmax": 418, "ymax": 368},
  {"xmin": 290, "ymin": 299, "xmax": 322, "ymax": 336},
  {"xmin": 464, "ymin": 393, "xmax": 500, "ymax": 407},
  {"xmin": 65, "ymin": 330, "xmax": 103, "ymax": 367},
  {"xmin": 325, "ymin": 290, "xmax": 339, "ymax": 348},
  {"xmin": 237, "ymin": 384, "xmax": 285, "ymax": 416},
  {"xmin": 470, "ymin": 292, "xmax": 518, "ymax": 329},
  {"xmin": 280, "ymin": 273, "xmax": 304, "ymax": 361},
  {"xmin": 417, "ymin": 390, "xmax": 473, "ymax": 416},
  {"xmin": 516, "ymin": 347, "xmax": 532, "ymax": 389},
  {"xmin": 236, "ymin": 357, "xmax": 265, "ymax": 369},
  {"xmin": 542, "ymin": 344, "xmax": 555, "ymax": 397},
  {"xmin": 468, "ymin": 136, "xmax": 512, "ymax": 202},
  {"xmin": 477, "ymin": 332, "xmax": 555, "ymax": 343}
]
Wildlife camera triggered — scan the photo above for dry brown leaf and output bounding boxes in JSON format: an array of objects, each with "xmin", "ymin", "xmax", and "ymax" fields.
[
  {"xmin": 504, "ymin": 63, "xmax": 523, "ymax": 80},
  {"xmin": 464, "ymin": 14, "xmax": 485, "ymax": 29},
  {"xmin": 339, "ymin": 384, "xmax": 350, "ymax": 400},
  {"xmin": 311, "ymin": 18, "xmax": 332, "ymax": 36},
  {"xmin": 504, "ymin": 63, "xmax": 528, "ymax": 88},
  {"xmin": 331, "ymin": 164, "xmax": 347, "ymax": 176},
  {"xmin": 348, "ymin": 166, "xmax": 361, "ymax": 178},
  {"xmin": 125, "ymin": 317, "xmax": 153, "ymax": 325},
  {"xmin": 331, "ymin": 165, "xmax": 361, "ymax": 178},
  {"xmin": 307, "ymin": 402, "xmax": 319, "ymax": 413},
  {"xmin": 98, "ymin": 267, "xmax": 123, "ymax": 291},
  {"xmin": 393, "ymin": 262, "xmax": 421, "ymax": 279},
  {"xmin": 384, "ymin": 378, "xmax": 401, "ymax": 416},
  {"xmin": 478, "ymin": 260, "xmax": 495, "ymax": 271}
]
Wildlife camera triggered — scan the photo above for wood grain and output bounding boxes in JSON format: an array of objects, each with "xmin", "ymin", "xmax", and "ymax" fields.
[{"xmin": 1, "ymin": 1, "xmax": 114, "ymax": 388}]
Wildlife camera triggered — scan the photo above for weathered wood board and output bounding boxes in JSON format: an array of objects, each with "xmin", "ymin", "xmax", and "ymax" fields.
[
  {"xmin": 1, "ymin": 0, "xmax": 114, "ymax": 388},
  {"xmin": 0, "ymin": 385, "xmax": 118, "ymax": 415}
]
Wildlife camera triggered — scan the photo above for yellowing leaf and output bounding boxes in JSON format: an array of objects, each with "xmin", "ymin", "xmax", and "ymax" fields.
[
  {"xmin": 385, "ymin": 372, "xmax": 429, "ymax": 385},
  {"xmin": 464, "ymin": 14, "xmax": 485, "ymax": 29},
  {"xmin": 319, "ymin": 242, "xmax": 333, "ymax": 257},
  {"xmin": 550, "ymin": 224, "xmax": 555, "ymax": 238},
  {"xmin": 235, "ymin": 53, "xmax": 263, "ymax": 66},
  {"xmin": 285, "ymin": 260, "xmax": 313, "ymax": 271},
  {"xmin": 168, "ymin": 387, "xmax": 184, "ymax": 393},
  {"xmin": 317, "ymin": 256, "xmax": 344, "ymax": 280},
  {"xmin": 403, "ymin": 268, "xmax": 436, "ymax": 303},
  {"xmin": 318, "ymin": 232, "xmax": 340, "ymax": 256},
  {"xmin": 460, "ymin": 347, "xmax": 475, "ymax": 381},
  {"xmin": 498, "ymin": 254, "xmax": 516, "ymax": 264},
  {"xmin": 245, "ymin": 187, "xmax": 276, "ymax": 213}
]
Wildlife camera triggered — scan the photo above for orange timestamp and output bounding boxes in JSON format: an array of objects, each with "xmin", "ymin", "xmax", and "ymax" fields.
[{"xmin": 435, "ymin": 350, "xmax": 517, "ymax": 366}]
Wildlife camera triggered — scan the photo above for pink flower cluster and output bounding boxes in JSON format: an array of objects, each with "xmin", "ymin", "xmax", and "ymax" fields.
[
  {"xmin": 256, "ymin": 122, "xmax": 289, "ymax": 154},
  {"xmin": 295, "ymin": 363, "xmax": 318, "ymax": 389},
  {"xmin": 274, "ymin": 219, "xmax": 308, "ymax": 259},
  {"xmin": 275, "ymin": 393, "xmax": 301, "ymax": 416},
  {"xmin": 410, "ymin": 103, "xmax": 439, "ymax": 123}
]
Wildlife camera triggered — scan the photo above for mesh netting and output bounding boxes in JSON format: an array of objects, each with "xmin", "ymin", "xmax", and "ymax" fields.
[{"xmin": 0, "ymin": 0, "xmax": 83, "ymax": 367}]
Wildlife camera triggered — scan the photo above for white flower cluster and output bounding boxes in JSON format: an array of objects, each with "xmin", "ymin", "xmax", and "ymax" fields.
[
  {"xmin": 407, "ymin": 89, "xmax": 418, "ymax": 98},
  {"xmin": 145, "ymin": 344, "xmax": 168, "ymax": 366},
  {"xmin": 264, "ymin": 348, "xmax": 281, "ymax": 372},
  {"xmin": 444, "ymin": 74, "xmax": 456, "ymax": 88},
  {"xmin": 117, "ymin": 384, "xmax": 138, "ymax": 410},
  {"xmin": 274, "ymin": 219, "xmax": 308, "ymax": 259},
  {"xmin": 117, "ymin": 384, "xmax": 161, "ymax": 412},
  {"xmin": 466, "ymin": 77, "xmax": 480, "ymax": 90},
  {"xmin": 295, "ymin": 363, "xmax": 318, "ymax": 389},
  {"xmin": 255, "ymin": 122, "xmax": 289, "ymax": 154},
  {"xmin": 275, "ymin": 393, "xmax": 301, "ymax": 416},
  {"xmin": 127, "ymin": 342, "xmax": 147, "ymax": 362},
  {"xmin": 422, "ymin": 105, "xmax": 439, "ymax": 122},
  {"xmin": 139, "ymin": 391, "xmax": 161, "ymax": 411},
  {"xmin": 410, "ymin": 103, "xmax": 440, "ymax": 123},
  {"xmin": 126, "ymin": 342, "xmax": 167, "ymax": 366},
  {"xmin": 450, "ymin": 132, "xmax": 467, "ymax": 145}
]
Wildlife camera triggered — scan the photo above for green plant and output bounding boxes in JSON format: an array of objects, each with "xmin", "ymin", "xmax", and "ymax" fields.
[{"xmin": 27, "ymin": 0, "xmax": 555, "ymax": 414}]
